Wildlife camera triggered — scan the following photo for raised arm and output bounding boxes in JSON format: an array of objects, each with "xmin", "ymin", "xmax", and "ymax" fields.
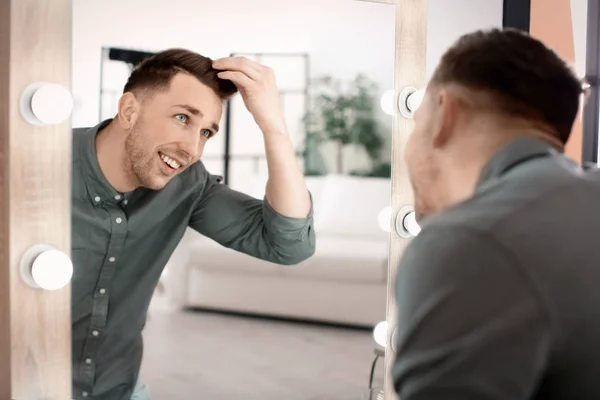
[
  {"xmin": 189, "ymin": 56, "xmax": 315, "ymax": 265},
  {"xmin": 188, "ymin": 170, "xmax": 315, "ymax": 265},
  {"xmin": 213, "ymin": 56, "xmax": 311, "ymax": 219},
  {"xmin": 392, "ymin": 225, "xmax": 552, "ymax": 400}
]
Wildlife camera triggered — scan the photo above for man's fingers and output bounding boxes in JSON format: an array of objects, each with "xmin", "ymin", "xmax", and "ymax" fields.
[
  {"xmin": 213, "ymin": 57, "xmax": 262, "ymax": 80},
  {"xmin": 217, "ymin": 70, "xmax": 254, "ymax": 89}
]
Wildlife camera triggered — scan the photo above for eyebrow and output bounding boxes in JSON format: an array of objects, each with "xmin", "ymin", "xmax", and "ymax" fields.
[{"xmin": 174, "ymin": 104, "xmax": 220, "ymax": 132}]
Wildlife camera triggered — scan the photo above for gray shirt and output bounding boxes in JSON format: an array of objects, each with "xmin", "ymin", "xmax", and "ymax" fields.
[
  {"xmin": 71, "ymin": 119, "xmax": 315, "ymax": 399},
  {"xmin": 392, "ymin": 137, "xmax": 600, "ymax": 399}
]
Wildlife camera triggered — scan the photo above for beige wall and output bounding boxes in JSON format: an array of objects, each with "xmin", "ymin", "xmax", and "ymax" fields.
[{"xmin": 530, "ymin": 0, "xmax": 586, "ymax": 164}]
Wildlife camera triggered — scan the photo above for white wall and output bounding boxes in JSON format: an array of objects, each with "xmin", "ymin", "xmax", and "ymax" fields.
[
  {"xmin": 72, "ymin": 1, "xmax": 396, "ymax": 124},
  {"xmin": 571, "ymin": 0, "xmax": 588, "ymax": 78},
  {"xmin": 425, "ymin": 0, "xmax": 503, "ymax": 80}
]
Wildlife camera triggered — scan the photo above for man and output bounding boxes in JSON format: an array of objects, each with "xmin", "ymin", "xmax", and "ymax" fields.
[
  {"xmin": 71, "ymin": 49, "xmax": 315, "ymax": 399},
  {"xmin": 392, "ymin": 28, "xmax": 600, "ymax": 399}
]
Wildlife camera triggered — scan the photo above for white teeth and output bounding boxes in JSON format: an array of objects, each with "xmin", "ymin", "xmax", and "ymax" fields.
[{"xmin": 160, "ymin": 154, "xmax": 181, "ymax": 169}]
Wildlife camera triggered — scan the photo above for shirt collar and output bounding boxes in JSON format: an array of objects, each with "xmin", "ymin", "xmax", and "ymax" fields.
[
  {"xmin": 476, "ymin": 137, "xmax": 559, "ymax": 187},
  {"xmin": 78, "ymin": 118, "xmax": 126, "ymax": 206}
]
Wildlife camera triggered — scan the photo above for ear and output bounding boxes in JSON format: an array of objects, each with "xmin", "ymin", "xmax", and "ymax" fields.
[
  {"xmin": 431, "ymin": 89, "xmax": 460, "ymax": 149},
  {"xmin": 116, "ymin": 92, "xmax": 140, "ymax": 130}
]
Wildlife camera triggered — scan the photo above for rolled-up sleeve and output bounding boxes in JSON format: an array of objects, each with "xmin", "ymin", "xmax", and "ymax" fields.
[{"xmin": 188, "ymin": 171, "xmax": 315, "ymax": 265}]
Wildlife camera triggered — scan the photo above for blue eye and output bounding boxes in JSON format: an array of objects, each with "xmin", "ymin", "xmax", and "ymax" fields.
[
  {"xmin": 175, "ymin": 114, "xmax": 188, "ymax": 123},
  {"xmin": 201, "ymin": 129, "xmax": 212, "ymax": 138}
]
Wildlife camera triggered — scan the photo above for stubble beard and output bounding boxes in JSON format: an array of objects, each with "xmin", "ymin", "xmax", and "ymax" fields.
[
  {"xmin": 413, "ymin": 193, "xmax": 430, "ymax": 222},
  {"xmin": 124, "ymin": 124, "xmax": 159, "ymax": 190},
  {"xmin": 410, "ymin": 169, "xmax": 438, "ymax": 223}
]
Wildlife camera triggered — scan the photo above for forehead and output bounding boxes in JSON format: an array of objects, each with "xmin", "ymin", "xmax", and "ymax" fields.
[{"xmin": 150, "ymin": 73, "xmax": 223, "ymax": 114}]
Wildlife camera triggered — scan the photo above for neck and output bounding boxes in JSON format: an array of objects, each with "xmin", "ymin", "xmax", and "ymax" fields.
[
  {"xmin": 96, "ymin": 119, "xmax": 136, "ymax": 193},
  {"xmin": 436, "ymin": 119, "xmax": 562, "ymax": 211}
]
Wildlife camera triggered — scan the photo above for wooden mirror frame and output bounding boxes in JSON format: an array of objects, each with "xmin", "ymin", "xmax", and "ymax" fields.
[
  {"xmin": 359, "ymin": 1, "xmax": 428, "ymax": 398},
  {"xmin": 0, "ymin": 0, "xmax": 73, "ymax": 398}
]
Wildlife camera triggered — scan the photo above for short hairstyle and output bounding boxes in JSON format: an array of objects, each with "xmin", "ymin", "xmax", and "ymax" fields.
[
  {"xmin": 430, "ymin": 28, "xmax": 582, "ymax": 144},
  {"xmin": 123, "ymin": 48, "xmax": 238, "ymax": 101}
]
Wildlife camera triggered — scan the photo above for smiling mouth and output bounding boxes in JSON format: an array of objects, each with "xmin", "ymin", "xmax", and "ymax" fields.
[{"xmin": 159, "ymin": 152, "xmax": 182, "ymax": 170}]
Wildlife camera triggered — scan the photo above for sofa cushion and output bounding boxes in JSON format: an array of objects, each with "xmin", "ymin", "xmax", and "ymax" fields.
[
  {"xmin": 281, "ymin": 235, "xmax": 388, "ymax": 283},
  {"xmin": 187, "ymin": 234, "xmax": 387, "ymax": 284}
]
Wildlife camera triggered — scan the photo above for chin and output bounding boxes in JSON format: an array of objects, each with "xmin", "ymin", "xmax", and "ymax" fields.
[
  {"xmin": 143, "ymin": 177, "xmax": 171, "ymax": 191},
  {"xmin": 134, "ymin": 170, "xmax": 171, "ymax": 191},
  {"xmin": 413, "ymin": 193, "xmax": 433, "ymax": 222},
  {"xmin": 134, "ymin": 158, "xmax": 179, "ymax": 190}
]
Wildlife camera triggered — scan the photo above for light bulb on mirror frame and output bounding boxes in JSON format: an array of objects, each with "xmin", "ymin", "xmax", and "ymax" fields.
[
  {"xmin": 373, "ymin": 321, "xmax": 388, "ymax": 348},
  {"xmin": 20, "ymin": 82, "xmax": 73, "ymax": 126},
  {"xmin": 20, "ymin": 244, "xmax": 73, "ymax": 291},
  {"xmin": 380, "ymin": 90, "xmax": 395, "ymax": 116},
  {"xmin": 398, "ymin": 87, "xmax": 426, "ymax": 119},
  {"xmin": 406, "ymin": 88, "xmax": 425, "ymax": 113},
  {"xmin": 377, "ymin": 206, "xmax": 392, "ymax": 233},
  {"xmin": 402, "ymin": 211, "xmax": 421, "ymax": 236},
  {"xmin": 396, "ymin": 206, "xmax": 421, "ymax": 238}
]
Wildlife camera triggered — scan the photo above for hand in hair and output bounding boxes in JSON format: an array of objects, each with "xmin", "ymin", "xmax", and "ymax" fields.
[{"xmin": 213, "ymin": 57, "xmax": 287, "ymax": 135}]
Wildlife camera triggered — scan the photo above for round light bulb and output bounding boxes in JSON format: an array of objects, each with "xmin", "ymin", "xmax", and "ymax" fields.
[
  {"xmin": 380, "ymin": 90, "xmax": 395, "ymax": 116},
  {"xmin": 20, "ymin": 82, "xmax": 73, "ymax": 126},
  {"xmin": 406, "ymin": 88, "xmax": 425, "ymax": 113},
  {"xmin": 31, "ymin": 250, "xmax": 73, "ymax": 291},
  {"xmin": 377, "ymin": 206, "xmax": 392, "ymax": 233},
  {"xmin": 403, "ymin": 211, "xmax": 421, "ymax": 236},
  {"xmin": 20, "ymin": 244, "xmax": 73, "ymax": 291},
  {"xmin": 373, "ymin": 321, "xmax": 388, "ymax": 348}
]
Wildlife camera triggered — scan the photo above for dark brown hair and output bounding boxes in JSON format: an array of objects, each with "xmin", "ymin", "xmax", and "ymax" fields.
[
  {"xmin": 123, "ymin": 48, "xmax": 238, "ymax": 100},
  {"xmin": 430, "ymin": 28, "xmax": 582, "ymax": 144}
]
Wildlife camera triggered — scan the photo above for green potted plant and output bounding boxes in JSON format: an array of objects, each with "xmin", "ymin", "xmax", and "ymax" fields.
[{"xmin": 303, "ymin": 73, "xmax": 389, "ymax": 177}]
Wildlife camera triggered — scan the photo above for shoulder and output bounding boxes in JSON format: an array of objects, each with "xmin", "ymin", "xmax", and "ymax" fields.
[
  {"xmin": 72, "ymin": 123, "xmax": 100, "ymax": 140},
  {"xmin": 72, "ymin": 126, "xmax": 89, "ymax": 136},
  {"xmin": 396, "ymin": 223, "xmax": 520, "ymax": 304},
  {"xmin": 181, "ymin": 160, "xmax": 214, "ymax": 183},
  {"xmin": 177, "ymin": 160, "xmax": 224, "ymax": 195},
  {"xmin": 394, "ymin": 222, "xmax": 549, "ymax": 342},
  {"xmin": 71, "ymin": 125, "xmax": 94, "ymax": 164},
  {"xmin": 422, "ymin": 156, "xmax": 585, "ymax": 236},
  {"xmin": 399, "ymin": 223, "xmax": 512, "ymax": 275}
]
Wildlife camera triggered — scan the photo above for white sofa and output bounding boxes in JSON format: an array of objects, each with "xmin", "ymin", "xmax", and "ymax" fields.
[{"xmin": 162, "ymin": 174, "xmax": 391, "ymax": 327}]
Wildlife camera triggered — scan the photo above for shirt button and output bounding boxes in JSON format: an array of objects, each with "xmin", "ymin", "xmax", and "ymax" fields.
[
  {"xmin": 82, "ymin": 392, "xmax": 89, "ymax": 397},
  {"xmin": 123, "ymin": 200, "xmax": 129, "ymax": 205},
  {"xmin": 116, "ymin": 217, "xmax": 123, "ymax": 224},
  {"xmin": 99, "ymin": 288, "xmax": 106, "ymax": 294},
  {"xmin": 108, "ymin": 257, "xmax": 116, "ymax": 263},
  {"xmin": 85, "ymin": 358, "xmax": 92, "ymax": 364},
  {"xmin": 114, "ymin": 194, "xmax": 122, "ymax": 200},
  {"xmin": 92, "ymin": 330, "xmax": 99, "ymax": 336},
  {"xmin": 94, "ymin": 196, "xmax": 101, "ymax": 202}
]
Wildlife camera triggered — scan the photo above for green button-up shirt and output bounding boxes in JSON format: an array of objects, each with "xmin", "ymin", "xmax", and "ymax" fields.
[
  {"xmin": 71, "ymin": 119, "xmax": 316, "ymax": 399},
  {"xmin": 392, "ymin": 138, "xmax": 600, "ymax": 399}
]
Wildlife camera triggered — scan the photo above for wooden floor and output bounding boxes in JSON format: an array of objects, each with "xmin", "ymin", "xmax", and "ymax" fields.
[{"xmin": 140, "ymin": 294, "xmax": 385, "ymax": 400}]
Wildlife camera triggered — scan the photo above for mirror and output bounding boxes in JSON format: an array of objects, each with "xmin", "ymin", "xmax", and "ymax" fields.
[
  {"xmin": 66, "ymin": 0, "xmax": 518, "ymax": 398},
  {"xmin": 67, "ymin": 0, "xmax": 528, "ymax": 399},
  {"xmin": 72, "ymin": 0, "xmax": 395, "ymax": 398}
]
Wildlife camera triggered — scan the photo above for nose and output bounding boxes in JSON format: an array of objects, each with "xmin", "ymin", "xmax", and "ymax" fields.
[{"xmin": 179, "ymin": 134, "xmax": 203, "ymax": 162}]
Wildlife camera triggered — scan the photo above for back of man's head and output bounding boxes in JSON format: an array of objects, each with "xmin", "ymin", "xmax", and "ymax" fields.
[{"xmin": 430, "ymin": 28, "xmax": 582, "ymax": 144}]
